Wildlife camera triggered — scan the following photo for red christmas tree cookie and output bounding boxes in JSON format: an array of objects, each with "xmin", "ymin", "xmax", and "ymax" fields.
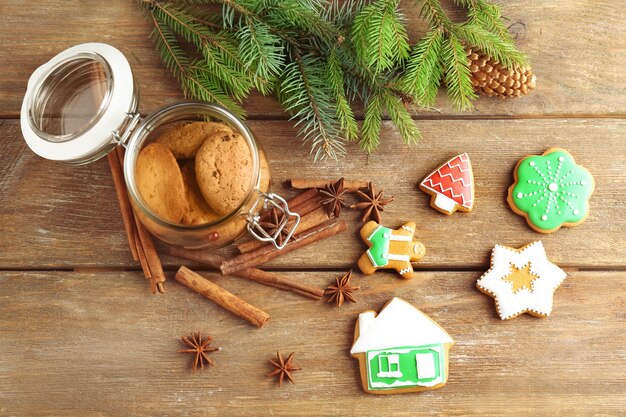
[{"xmin": 419, "ymin": 153, "xmax": 474, "ymax": 215}]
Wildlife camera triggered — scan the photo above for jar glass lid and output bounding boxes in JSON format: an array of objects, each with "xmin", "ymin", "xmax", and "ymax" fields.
[{"xmin": 20, "ymin": 43, "xmax": 136, "ymax": 164}]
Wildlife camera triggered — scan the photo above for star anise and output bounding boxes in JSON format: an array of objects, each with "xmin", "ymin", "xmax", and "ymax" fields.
[
  {"xmin": 258, "ymin": 207, "xmax": 293, "ymax": 247},
  {"xmin": 319, "ymin": 177, "xmax": 350, "ymax": 217},
  {"xmin": 351, "ymin": 182, "xmax": 394, "ymax": 223},
  {"xmin": 324, "ymin": 269, "xmax": 359, "ymax": 307},
  {"xmin": 178, "ymin": 332, "xmax": 220, "ymax": 372},
  {"xmin": 268, "ymin": 351, "xmax": 301, "ymax": 386}
]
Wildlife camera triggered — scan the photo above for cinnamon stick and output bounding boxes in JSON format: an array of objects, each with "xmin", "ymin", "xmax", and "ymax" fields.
[
  {"xmin": 289, "ymin": 179, "xmax": 369, "ymax": 191},
  {"xmin": 237, "ymin": 206, "xmax": 330, "ymax": 253},
  {"xmin": 221, "ymin": 219, "xmax": 348, "ymax": 275},
  {"xmin": 259, "ymin": 188, "xmax": 321, "ymax": 222},
  {"xmin": 289, "ymin": 193, "xmax": 324, "ymax": 218},
  {"xmin": 107, "ymin": 151, "xmax": 138, "ymax": 261},
  {"xmin": 134, "ymin": 230, "xmax": 152, "ymax": 279},
  {"xmin": 163, "ymin": 245, "xmax": 324, "ymax": 300},
  {"xmin": 175, "ymin": 266, "xmax": 270, "ymax": 327},
  {"xmin": 117, "ymin": 146, "xmax": 166, "ymax": 294}
]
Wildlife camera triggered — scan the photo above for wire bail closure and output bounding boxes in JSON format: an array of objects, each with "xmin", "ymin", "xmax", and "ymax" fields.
[
  {"xmin": 113, "ymin": 112, "xmax": 143, "ymax": 148},
  {"xmin": 247, "ymin": 192, "xmax": 300, "ymax": 250}
]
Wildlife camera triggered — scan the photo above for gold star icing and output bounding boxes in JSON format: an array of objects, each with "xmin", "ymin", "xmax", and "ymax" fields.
[
  {"xmin": 502, "ymin": 264, "xmax": 538, "ymax": 293},
  {"xmin": 476, "ymin": 242, "xmax": 567, "ymax": 320}
]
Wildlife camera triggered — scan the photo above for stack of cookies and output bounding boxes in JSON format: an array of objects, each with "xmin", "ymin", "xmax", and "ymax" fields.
[{"xmin": 135, "ymin": 121, "xmax": 258, "ymax": 226}]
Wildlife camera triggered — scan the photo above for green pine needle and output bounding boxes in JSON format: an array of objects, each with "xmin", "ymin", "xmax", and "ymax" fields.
[
  {"xmin": 418, "ymin": 0, "xmax": 453, "ymax": 30},
  {"xmin": 352, "ymin": 0, "xmax": 410, "ymax": 74},
  {"xmin": 236, "ymin": 19, "xmax": 284, "ymax": 94},
  {"xmin": 399, "ymin": 28, "xmax": 444, "ymax": 107},
  {"xmin": 326, "ymin": 48, "xmax": 358, "ymax": 142},
  {"xmin": 455, "ymin": 23, "xmax": 528, "ymax": 68},
  {"xmin": 442, "ymin": 33, "xmax": 477, "ymax": 110},
  {"xmin": 470, "ymin": 0, "xmax": 515, "ymax": 44},
  {"xmin": 359, "ymin": 93, "xmax": 383, "ymax": 153},
  {"xmin": 278, "ymin": 54, "xmax": 346, "ymax": 160},
  {"xmin": 381, "ymin": 90, "xmax": 421, "ymax": 145}
]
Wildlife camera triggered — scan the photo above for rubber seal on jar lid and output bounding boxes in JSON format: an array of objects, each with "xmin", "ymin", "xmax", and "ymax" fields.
[{"xmin": 20, "ymin": 43, "xmax": 136, "ymax": 164}]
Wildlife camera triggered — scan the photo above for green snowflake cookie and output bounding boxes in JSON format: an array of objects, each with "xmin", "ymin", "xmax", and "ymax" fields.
[{"xmin": 508, "ymin": 148, "xmax": 594, "ymax": 233}]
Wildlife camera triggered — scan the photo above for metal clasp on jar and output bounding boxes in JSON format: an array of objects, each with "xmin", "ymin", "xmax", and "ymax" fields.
[
  {"xmin": 112, "ymin": 111, "xmax": 143, "ymax": 148},
  {"xmin": 247, "ymin": 192, "xmax": 300, "ymax": 250}
]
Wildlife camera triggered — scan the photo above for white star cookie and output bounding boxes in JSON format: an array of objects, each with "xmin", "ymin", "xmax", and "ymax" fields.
[{"xmin": 476, "ymin": 241, "xmax": 567, "ymax": 320}]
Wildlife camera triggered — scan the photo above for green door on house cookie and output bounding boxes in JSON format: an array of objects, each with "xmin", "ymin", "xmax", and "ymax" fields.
[{"xmin": 366, "ymin": 344, "xmax": 445, "ymax": 390}]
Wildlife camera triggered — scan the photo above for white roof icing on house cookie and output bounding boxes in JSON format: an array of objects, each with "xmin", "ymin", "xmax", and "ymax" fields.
[
  {"xmin": 476, "ymin": 241, "xmax": 567, "ymax": 319},
  {"xmin": 350, "ymin": 298, "xmax": 453, "ymax": 355}
]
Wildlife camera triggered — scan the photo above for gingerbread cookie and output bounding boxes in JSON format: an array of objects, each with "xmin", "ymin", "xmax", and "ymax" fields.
[
  {"xmin": 135, "ymin": 143, "xmax": 187, "ymax": 223},
  {"xmin": 156, "ymin": 121, "xmax": 234, "ymax": 160},
  {"xmin": 476, "ymin": 241, "xmax": 567, "ymax": 320},
  {"xmin": 420, "ymin": 153, "xmax": 474, "ymax": 215},
  {"xmin": 195, "ymin": 131, "xmax": 254, "ymax": 216},
  {"xmin": 508, "ymin": 148, "xmax": 594, "ymax": 233},
  {"xmin": 357, "ymin": 221, "xmax": 425, "ymax": 279},
  {"xmin": 180, "ymin": 162, "xmax": 220, "ymax": 226},
  {"xmin": 350, "ymin": 297, "xmax": 454, "ymax": 394}
]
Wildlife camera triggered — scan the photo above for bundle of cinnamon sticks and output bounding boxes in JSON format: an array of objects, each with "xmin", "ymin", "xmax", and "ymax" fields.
[{"xmin": 107, "ymin": 147, "xmax": 166, "ymax": 294}]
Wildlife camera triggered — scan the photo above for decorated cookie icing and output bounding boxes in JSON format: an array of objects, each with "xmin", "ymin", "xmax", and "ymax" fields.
[
  {"xmin": 420, "ymin": 153, "xmax": 474, "ymax": 215},
  {"xmin": 350, "ymin": 298, "xmax": 454, "ymax": 394},
  {"xmin": 357, "ymin": 221, "xmax": 425, "ymax": 279},
  {"xmin": 508, "ymin": 148, "xmax": 594, "ymax": 233},
  {"xmin": 476, "ymin": 241, "xmax": 567, "ymax": 320}
]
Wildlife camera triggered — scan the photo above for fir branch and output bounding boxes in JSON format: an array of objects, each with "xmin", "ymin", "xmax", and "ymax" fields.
[
  {"xmin": 441, "ymin": 33, "xmax": 476, "ymax": 110},
  {"xmin": 352, "ymin": 0, "xmax": 410, "ymax": 73},
  {"xmin": 454, "ymin": 23, "xmax": 527, "ymax": 68},
  {"xmin": 381, "ymin": 89, "xmax": 421, "ymax": 144},
  {"xmin": 470, "ymin": 0, "xmax": 515, "ymax": 44},
  {"xmin": 150, "ymin": 1, "xmax": 253, "ymax": 100},
  {"xmin": 418, "ymin": 0, "xmax": 454, "ymax": 30},
  {"xmin": 261, "ymin": 0, "xmax": 342, "ymax": 46},
  {"xmin": 325, "ymin": 0, "xmax": 369, "ymax": 28},
  {"xmin": 278, "ymin": 53, "xmax": 345, "ymax": 160},
  {"xmin": 399, "ymin": 28, "xmax": 444, "ymax": 106},
  {"xmin": 236, "ymin": 18, "xmax": 284, "ymax": 94},
  {"xmin": 147, "ymin": 6, "xmax": 245, "ymax": 117},
  {"xmin": 326, "ymin": 47, "xmax": 358, "ymax": 141},
  {"xmin": 360, "ymin": 92, "xmax": 383, "ymax": 153}
]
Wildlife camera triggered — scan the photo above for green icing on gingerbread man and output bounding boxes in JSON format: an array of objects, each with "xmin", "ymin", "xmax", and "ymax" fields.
[{"xmin": 508, "ymin": 148, "xmax": 594, "ymax": 233}]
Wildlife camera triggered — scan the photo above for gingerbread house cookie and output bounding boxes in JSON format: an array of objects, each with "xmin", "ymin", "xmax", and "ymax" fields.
[{"xmin": 350, "ymin": 298, "xmax": 454, "ymax": 394}]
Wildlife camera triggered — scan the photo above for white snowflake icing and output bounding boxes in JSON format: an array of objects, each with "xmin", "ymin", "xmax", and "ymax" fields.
[{"xmin": 476, "ymin": 242, "xmax": 567, "ymax": 320}]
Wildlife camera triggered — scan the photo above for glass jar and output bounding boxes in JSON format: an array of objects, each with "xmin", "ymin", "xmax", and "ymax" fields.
[{"xmin": 20, "ymin": 42, "xmax": 299, "ymax": 249}]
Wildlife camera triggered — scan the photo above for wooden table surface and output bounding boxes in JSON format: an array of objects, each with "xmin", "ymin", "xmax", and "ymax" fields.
[{"xmin": 1, "ymin": 1, "xmax": 625, "ymax": 416}]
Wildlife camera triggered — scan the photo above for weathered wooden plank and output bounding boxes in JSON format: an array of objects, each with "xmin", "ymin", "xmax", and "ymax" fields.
[
  {"xmin": 0, "ymin": 118, "xmax": 624, "ymax": 269},
  {"xmin": 0, "ymin": 270, "xmax": 624, "ymax": 416},
  {"xmin": 1, "ymin": 0, "xmax": 625, "ymax": 118}
]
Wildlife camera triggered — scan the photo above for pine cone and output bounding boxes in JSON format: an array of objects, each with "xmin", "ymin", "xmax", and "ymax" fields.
[{"xmin": 466, "ymin": 47, "xmax": 536, "ymax": 98}]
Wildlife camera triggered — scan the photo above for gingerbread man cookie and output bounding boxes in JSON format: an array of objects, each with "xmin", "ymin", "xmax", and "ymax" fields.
[{"xmin": 357, "ymin": 221, "xmax": 425, "ymax": 279}]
